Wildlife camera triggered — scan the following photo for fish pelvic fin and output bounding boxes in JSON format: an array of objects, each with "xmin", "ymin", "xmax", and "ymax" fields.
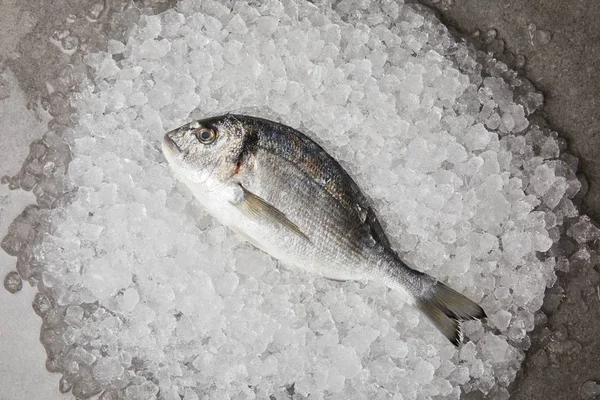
[
  {"xmin": 234, "ymin": 184, "xmax": 311, "ymax": 243},
  {"xmin": 415, "ymin": 282, "xmax": 486, "ymax": 347}
]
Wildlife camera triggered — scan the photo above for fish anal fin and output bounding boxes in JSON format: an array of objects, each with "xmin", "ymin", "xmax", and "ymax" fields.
[{"xmin": 234, "ymin": 184, "xmax": 311, "ymax": 243}]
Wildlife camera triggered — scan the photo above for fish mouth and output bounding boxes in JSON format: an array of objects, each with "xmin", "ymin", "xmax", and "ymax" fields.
[{"xmin": 162, "ymin": 132, "xmax": 182, "ymax": 155}]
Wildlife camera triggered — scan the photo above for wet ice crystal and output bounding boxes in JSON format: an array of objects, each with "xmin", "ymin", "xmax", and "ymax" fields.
[
  {"xmin": 3, "ymin": 270, "xmax": 23, "ymax": 293},
  {"xmin": 0, "ymin": 0, "xmax": 594, "ymax": 399}
]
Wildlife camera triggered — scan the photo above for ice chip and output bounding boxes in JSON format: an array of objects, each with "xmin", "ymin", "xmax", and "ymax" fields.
[
  {"xmin": 234, "ymin": 247, "xmax": 274, "ymax": 277},
  {"xmin": 107, "ymin": 40, "xmax": 125, "ymax": 55},
  {"xmin": 3, "ymin": 271, "xmax": 23, "ymax": 293},
  {"xmin": 464, "ymin": 123, "xmax": 491, "ymax": 151},
  {"xmin": 121, "ymin": 288, "xmax": 140, "ymax": 312},
  {"xmin": 82, "ymin": 258, "xmax": 132, "ymax": 300},
  {"xmin": 64, "ymin": 305, "xmax": 84, "ymax": 326},
  {"xmin": 480, "ymin": 334, "xmax": 510, "ymax": 363},
  {"xmin": 226, "ymin": 13, "xmax": 248, "ymax": 34},
  {"xmin": 580, "ymin": 381, "xmax": 600, "ymax": 400},
  {"xmin": 413, "ymin": 360, "xmax": 435, "ymax": 384},
  {"xmin": 446, "ymin": 142, "xmax": 468, "ymax": 164},
  {"xmin": 32, "ymin": 293, "xmax": 52, "ymax": 316},
  {"xmin": 255, "ymin": 16, "xmax": 279, "ymax": 36},
  {"xmin": 223, "ymin": 40, "xmax": 244, "ymax": 65},
  {"xmin": 2, "ymin": 217, "xmax": 35, "ymax": 256},
  {"xmin": 460, "ymin": 341, "xmax": 477, "ymax": 362},
  {"xmin": 499, "ymin": 112, "xmax": 515, "ymax": 132},
  {"xmin": 139, "ymin": 15, "xmax": 162, "ymax": 40},
  {"xmin": 501, "ymin": 230, "xmax": 532, "ymax": 264},
  {"xmin": 474, "ymin": 192, "xmax": 510, "ymax": 234},
  {"xmin": 67, "ymin": 346, "xmax": 97, "ymax": 366},
  {"xmin": 567, "ymin": 216, "xmax": 600, "ymax": 244},
  {"xmin": 490, "ymin": 310, "xmax": 512, "ymax": 331},
  {"xmin": 215, "ymin": 272, "xmax": 239, "ymax": 296},
  {"xmin": 485, "ymin": 113, "xmax": 501, "ymax": 130},
  {"xmin": 125, "ymin": 381, "xmax": 160, "ymax": 400},
  {"xmin": 529, "ymin": 164, "xmax": 555, "ymax": 196},
  {"xmin": 92, "ymin": 357, "xmax": 124, "ymax": 383}
]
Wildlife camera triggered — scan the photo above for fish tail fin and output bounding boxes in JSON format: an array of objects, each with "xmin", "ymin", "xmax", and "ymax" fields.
[{"xmin": 415, "ymin": 282, "xmax": 486, "ymax": 346}]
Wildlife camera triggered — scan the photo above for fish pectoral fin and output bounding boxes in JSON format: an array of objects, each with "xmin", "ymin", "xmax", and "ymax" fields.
[{"xmin": 233, "ymin": 184, "xmax": 311, "ymax": 243}]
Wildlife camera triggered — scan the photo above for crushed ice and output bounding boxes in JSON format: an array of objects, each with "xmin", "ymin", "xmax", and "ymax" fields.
[{"xmin": 1, "ymin": 0, "xmax": 595, "ymax": 399}]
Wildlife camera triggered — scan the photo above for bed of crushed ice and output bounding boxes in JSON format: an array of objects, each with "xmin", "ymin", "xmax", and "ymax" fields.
[{"xmin": 2, "ymin": 0, "xmax": 599, "ymax": 399}]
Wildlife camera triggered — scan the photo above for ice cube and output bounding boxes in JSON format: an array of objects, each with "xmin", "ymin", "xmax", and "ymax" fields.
[
  {"xmin": 490, "ymin": 310, "xmax": 512, "ymax": 331},
  {"xmin": 567, "ymin": 216, "xmax": 600, "ymax": 244},
  {"xmin": 3, "ymin": 271, "xmax": 23, "ymax": 293},
  {"xmin": 413, "ymin": 360, "xmax": 435, "ymax": 384}
]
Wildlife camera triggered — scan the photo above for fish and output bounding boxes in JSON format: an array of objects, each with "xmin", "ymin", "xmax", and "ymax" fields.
[{"xmin": 162, "ymin": 114, "xmax": 486, "ymax": 346}]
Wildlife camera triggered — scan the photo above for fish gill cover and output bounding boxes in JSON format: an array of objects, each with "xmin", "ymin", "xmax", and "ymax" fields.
[{"xmin": 2, "ymin": 0, "xmax": 598, "ymax": 399}]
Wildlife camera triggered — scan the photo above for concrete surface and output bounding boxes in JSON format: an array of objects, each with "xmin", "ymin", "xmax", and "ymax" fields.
[
  {"xmin": 0, "ymin": 69, "xmax": 68, "ymax": 400},
  {"xmin": 413, "ymin": 1, "xmax": 600, "ymax": 399},
  {"xmin": 0, "ymin": 0, "xmax": 599, "ymax": 399}
]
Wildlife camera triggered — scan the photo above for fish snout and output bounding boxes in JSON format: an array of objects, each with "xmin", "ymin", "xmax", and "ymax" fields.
[{"xmin": 163, "ymin": 129, "xmax": 183, "ymax": 155}]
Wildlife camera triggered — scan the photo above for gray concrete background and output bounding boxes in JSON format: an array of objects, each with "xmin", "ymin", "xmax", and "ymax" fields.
[{"xmin": 0, "ymin": 0, "xmax": 599, "ymax": 398}]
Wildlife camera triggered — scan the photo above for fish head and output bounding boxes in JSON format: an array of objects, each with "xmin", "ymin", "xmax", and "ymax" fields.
[{"xmin": 162, "ymin": 115, "xmax": 246, "ymax": 184}]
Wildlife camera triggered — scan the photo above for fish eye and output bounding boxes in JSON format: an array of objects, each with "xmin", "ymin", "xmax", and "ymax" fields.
[{"xmin": 195, "ymin": 127, "xmax": 217, "ymax": 144}]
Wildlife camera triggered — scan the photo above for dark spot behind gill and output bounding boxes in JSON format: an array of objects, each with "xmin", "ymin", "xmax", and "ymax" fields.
[
  {"xmin": 233, "ymin": 114, "xmax": 369, "ymax": 217},
  {"xmin": 232, "ymin": 120, "xmax": 259, "ymax": 175}
]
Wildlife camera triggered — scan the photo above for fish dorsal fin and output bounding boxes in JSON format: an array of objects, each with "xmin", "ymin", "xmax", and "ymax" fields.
[
  {"xmin": 365, "ymin": 207, "xmax": 392, "ymax": 249},
  {"xmin": 233, "ymin": 184, "xmax": 310, "ymax": 242}
]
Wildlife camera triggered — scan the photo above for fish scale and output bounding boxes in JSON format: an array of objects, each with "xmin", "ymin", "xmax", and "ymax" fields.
[
  {"xmin": 243, "ymin": 116, "xmax": 370, "ymax": 218},
  {"xmin": 245, "ymin": 149, "xmax": 367, "ymax": 277},
  {"xmin": 162, "ymin": 114, "xmax": 486, "ymax": 346}
]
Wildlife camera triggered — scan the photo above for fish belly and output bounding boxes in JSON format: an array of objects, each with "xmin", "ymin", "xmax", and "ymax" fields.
[{"xmin": 181, "ymin": 176, "xmax": 367, "ymax": 281}]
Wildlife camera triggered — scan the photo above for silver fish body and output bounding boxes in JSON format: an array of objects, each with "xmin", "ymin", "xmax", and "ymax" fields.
[{"xmin": 162, "ymin": 114, "xmax": 485, "ymax": 345}]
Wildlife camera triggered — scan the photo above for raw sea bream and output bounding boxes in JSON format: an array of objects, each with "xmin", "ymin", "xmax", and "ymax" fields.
[{"xmin": 162, "ymin": 114, "xmax": 485, "ymax": 346}]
